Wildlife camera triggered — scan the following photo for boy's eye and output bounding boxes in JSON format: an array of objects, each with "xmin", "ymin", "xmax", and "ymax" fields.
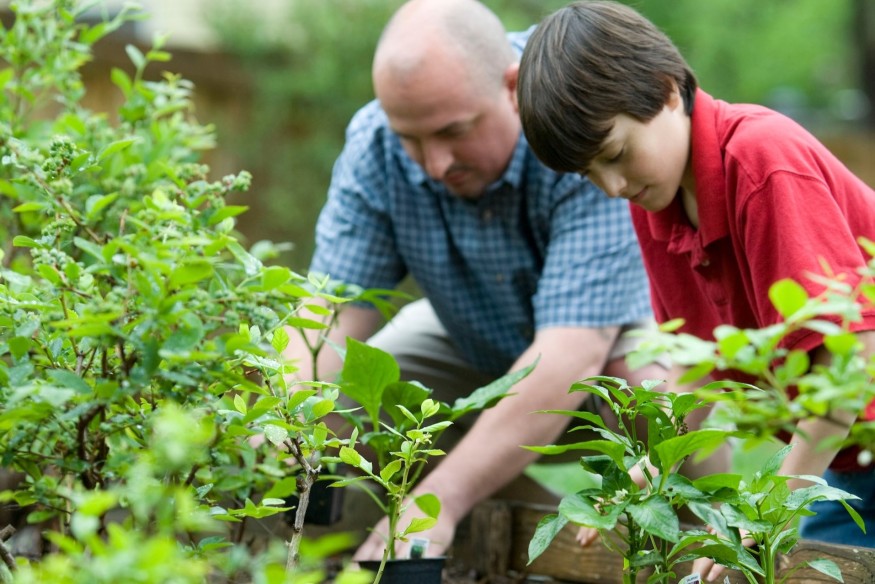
[{"xmin": 606, "ymin": 148, "xmax": 624, "ymax": 163}]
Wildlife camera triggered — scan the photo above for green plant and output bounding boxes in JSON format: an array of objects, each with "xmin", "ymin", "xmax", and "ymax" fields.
[
  {"xmin": 0, "ymin": 1, "xmax": 370, "ymax": 582},
  {"xmin": 322, "ymin": 339, "xmax": 534, "ymax": 583},
  {"xmin": 526, "ymin": 377, "xmax": 860, "ymax": 584},
  {"xmin": 628, "ymin": 243, "xmax": 875, "ymax": 461}
]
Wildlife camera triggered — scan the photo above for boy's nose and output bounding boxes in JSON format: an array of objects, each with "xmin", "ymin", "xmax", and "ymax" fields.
[{"xmin": 596, "ymin": 170, "xmax": 627, "ymax": 199}]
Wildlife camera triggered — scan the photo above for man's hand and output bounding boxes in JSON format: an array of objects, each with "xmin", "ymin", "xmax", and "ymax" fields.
[{"xmin": 353, "ymin": 507, "xmax": 456, "ymax": 561}]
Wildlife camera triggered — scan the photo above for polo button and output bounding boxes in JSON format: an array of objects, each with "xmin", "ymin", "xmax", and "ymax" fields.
[{"xmin": 701, "ymin": 259, "xmax": 710, "ymax": 267}]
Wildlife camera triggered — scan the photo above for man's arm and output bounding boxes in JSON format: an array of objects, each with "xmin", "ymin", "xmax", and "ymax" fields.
[{"xmin": 354, "ymin": 325, "xmax": 621, "ymax": 560}]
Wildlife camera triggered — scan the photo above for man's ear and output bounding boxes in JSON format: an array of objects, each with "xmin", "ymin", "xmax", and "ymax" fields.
[{"xmin": 505, "ymin": 62, "xmax": 520, "ymax": 112}]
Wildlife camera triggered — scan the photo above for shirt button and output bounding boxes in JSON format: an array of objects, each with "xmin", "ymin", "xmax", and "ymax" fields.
[
  {"xmin": 495, "ymin": 273, "xmax": 505, "ymax": 283},
  {"xmin": 700, "ymin": 258, "xmax": 710, "ymax": 267},
  {"xmin": 482, "ymin": 209, "xmax": 493, "ymax": 221}
]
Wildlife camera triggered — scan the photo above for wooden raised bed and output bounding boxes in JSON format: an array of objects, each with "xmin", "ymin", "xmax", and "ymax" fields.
[{"xmin": 448, "ymin": 500, "xmax": 875, "ymax": 583}]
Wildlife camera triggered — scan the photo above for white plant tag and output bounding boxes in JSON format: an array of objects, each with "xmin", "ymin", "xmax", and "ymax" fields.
[{"xmin": 678, "ymin": 575, "xmax": 701, "ymax": 584}]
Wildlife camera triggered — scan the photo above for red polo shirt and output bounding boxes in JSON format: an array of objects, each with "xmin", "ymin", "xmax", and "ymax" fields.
[{"xmin": 631, "ymin": 89, "xmax": 875, "ymax": 471}]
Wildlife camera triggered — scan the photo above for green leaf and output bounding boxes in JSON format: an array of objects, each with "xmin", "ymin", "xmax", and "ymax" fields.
[
  {"xmin": 234, "ymin": 394, "xmax": 247, "ymax": 414},
  {"xmin": 73, "ymin": 237, "xmax": 104, "ymax": 261},
  {"xmin": 402, "ymin": 516, "xmax": 437, "ymax": 536},
  {"xmin": 769, "ymin": 278, "xmax": 808, "ymax": 318},
  {"xmin": 85, "ymin": 192, "xmax": 119, "ymax": 221},
  {"xmin": 168, "ymin": 260, "xmax": 214, "ymax": 289},
  {"xmin": 97, "ymin": 138, "xmax": 137, "ymax": 162},
  {"xmin": 806, "ymin": 558, "xmax": 844, "ymax": 582},
  {"xmin": 46, "ymin": 369, "xmax": 91, "ymax": 394},
  {"xmin": 12, "ymin": 236, "xmax": 40, "ymax": 248},
  {"xmin": 208, "ymin": 205, "xmax": 249, "ymax": 226},
  {"xmin": 12, "ymin": 202, "xmax": 46, "ymax": 213},
  {"xmin": 263, "ymin": 424, "xmax": 287, "ymax": 447},
  {"xmin": 110, "ymin": 67, "xmax": 132, "ymax": 96},
  {"xmin": 449, "ymin": 359, "xmax": 536, "ymax": 419},
  {"xmin": 628, "ymin": 495, "xmax": 679, "ymax": 542},
  {"xmin": 652, "ymin": 428, "xmax": 731, "ymax": 470},
  {"xmin": 414, "ymin": 493, "xmax": 440, "ymax": 518},
  {"xmin": 559, "ymin": 493, "xmax": 623, "ymax": 530},
  {"xmin": 339, "ymin": 339, "xmax": 399, "ymax": 425},
  {"xmin": 824, "ymin": 332, "xmax": 859, "ymax": 357},
  {"xmin": 379, "ymin": 459, "xmax": 402, "ymax": 483},
  {"xmin": 262, "ymin": 266, "xmax": 292, "ymax": 291},
  {"xmin": 227, "ymin": 241, "xmax": 262, "ymax": 276},
  {"xmin": 125, "ymin": 44, "xmax": 146, "ymax": 70},
  {"xmin": 527, "ymin": 513, "xmax": 568, "ymax": 565}
]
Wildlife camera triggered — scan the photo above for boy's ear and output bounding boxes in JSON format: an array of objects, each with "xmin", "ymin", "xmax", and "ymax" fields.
[
  {"xmin": 506, "ymin": 62, "xmax": 520, "ymax": 112},
  {"xmin": 667, "ymin": 79, "xmax": 683, "ymax": 111}
]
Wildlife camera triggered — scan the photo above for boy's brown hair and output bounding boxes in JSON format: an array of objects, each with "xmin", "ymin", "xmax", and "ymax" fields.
[{"xmin": 517, "ymin": 0, "xmax": 698, "ymax": 173}]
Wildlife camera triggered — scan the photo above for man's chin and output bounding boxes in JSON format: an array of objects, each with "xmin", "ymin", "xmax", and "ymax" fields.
[{"xmin": 444, "ymin": 181, "xmax": 485, "ymax": 200}]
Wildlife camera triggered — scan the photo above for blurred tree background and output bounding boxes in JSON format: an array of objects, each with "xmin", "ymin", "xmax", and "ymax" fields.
[{"xmin": 205, "ymin": 0, "xmax": 872, "ymax": 271}]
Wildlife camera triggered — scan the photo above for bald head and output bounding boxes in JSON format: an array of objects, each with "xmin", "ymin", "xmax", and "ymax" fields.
[{"xmin": 373, "ymin": 0, "xmax": 515, "ymax": 96}]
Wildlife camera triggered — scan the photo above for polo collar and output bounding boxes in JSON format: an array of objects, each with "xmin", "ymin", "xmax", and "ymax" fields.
[{"xmin": 644, "ymin": 89, "xmax": 730, "ymax": 250}]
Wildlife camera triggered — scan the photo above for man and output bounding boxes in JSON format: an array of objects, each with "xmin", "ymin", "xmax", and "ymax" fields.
[{"xmin": 288, "ymin": 0, "xmax": 665, "ymax": 561}]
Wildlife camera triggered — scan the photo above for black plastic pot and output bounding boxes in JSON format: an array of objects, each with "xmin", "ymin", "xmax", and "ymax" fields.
[{"xmin": 358, "ymin": 557, "xmax": 445, "ymax": 584}]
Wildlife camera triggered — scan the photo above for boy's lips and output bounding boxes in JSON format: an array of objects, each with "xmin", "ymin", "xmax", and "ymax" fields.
[{"xmin": 629, "ymin": 187, "xmax": 647, "ymax": 202}]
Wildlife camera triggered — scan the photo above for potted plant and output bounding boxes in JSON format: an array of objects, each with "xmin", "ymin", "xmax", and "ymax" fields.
[{"xmin": 321, "ymin": 338, "xmax": 535, "ymax": 584}]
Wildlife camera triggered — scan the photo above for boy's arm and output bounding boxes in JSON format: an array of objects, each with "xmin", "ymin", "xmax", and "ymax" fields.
[{"xmin": 779, "ymin": 330, "xmax": 875, "ymax": 485}]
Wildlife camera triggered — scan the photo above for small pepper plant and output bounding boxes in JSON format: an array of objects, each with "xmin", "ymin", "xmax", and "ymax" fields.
[
  {"xmin": 322, "ymin": 339, "xmax": 535, "ymax": 583},
  {"xmin": 526, "ymin": 253, "xmax": 875, "ymax": 583},
  {"xmin": 526, "ymin": 377, "xmax": 860, "ymax": 584}
]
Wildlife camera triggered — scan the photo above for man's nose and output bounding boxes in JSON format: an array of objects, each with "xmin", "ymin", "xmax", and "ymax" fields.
[{"xmin": 421, "ymin": 141, "xmax": 453, "ymax": 181}]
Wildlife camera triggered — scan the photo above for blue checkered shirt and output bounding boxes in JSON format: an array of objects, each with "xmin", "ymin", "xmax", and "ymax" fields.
[{"xmin": 310, "ymin": 31, "xmax": 651, "ymax": 375}]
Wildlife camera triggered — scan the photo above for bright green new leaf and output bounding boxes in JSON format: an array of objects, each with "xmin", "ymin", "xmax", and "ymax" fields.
[
  {"xmin": 652, "ymin": 428, "xmax": 731, "ymax": 470},
  {"xmin": 769, "ymin": 278, "xmax": 809, "ymax": 318},
  {"xmin": 403, "ymin": 516, "xmax": 437, "ymax": 536},
  {"xmin": 414, "ymin": 493, "xmax": 441, "ymax": 518},
  {"xmin": 379, "ymin": 459, "xmax": 402, "ymax": 483}
]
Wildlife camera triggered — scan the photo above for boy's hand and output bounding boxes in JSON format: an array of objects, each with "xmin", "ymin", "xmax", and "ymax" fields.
[
  {"xmin": 575, "ymin": 526, "xmax": 599, "ymax": 547},
  {"xmin": 691, "ymin": 528, "xmax": 754, "ymax": 582}
]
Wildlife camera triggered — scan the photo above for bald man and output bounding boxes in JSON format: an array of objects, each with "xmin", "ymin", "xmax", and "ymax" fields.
[{"xmin": 285, "ymin": 0, "xmax": 665, "ymax": 561}]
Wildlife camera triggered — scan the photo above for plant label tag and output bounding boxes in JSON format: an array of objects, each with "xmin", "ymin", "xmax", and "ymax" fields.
[{"xmin": 678, "ymin": 575, "xmax": 701, "ymax": 584}]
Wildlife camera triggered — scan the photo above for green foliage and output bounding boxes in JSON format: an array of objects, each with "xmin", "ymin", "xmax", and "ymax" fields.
[
  {"xmin": 528, "ymin": 248, "xmax": 875, "ymax": 582},
  {"xmin": 321, "ymin": 340, "xmax": 533, "ymax": 578},
  {"xmin": 526, "ymin": 379, "xmax": 855, "ymax": 584},
  {"xmin": 0, "ymin": 1, "xmax": 372, "ymax": 581}
]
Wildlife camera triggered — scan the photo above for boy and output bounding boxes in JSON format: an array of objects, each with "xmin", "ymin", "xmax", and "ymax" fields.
[{"xmin": 516, "ymin": 0, "xmax": 875, "ymax": 566}]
